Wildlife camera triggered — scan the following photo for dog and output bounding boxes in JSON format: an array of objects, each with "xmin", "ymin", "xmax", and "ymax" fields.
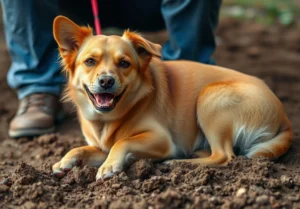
[{"xmin": 52, "ymin": 16, "xmax": 293, "ymax": 180}]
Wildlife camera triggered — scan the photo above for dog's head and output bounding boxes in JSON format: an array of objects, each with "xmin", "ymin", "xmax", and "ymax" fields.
[{"xmin": 53, "ymin": 16, "xmax": 161, "ymax": 121}]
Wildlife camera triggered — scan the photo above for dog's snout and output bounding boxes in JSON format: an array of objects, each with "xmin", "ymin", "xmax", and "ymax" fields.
[{"xmin": 99, "ymin": 76, "xmax": 115, "ymax": 89}]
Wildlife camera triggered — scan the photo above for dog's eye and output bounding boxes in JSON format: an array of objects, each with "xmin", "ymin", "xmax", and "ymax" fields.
[
  {"xmin": 85, "ymin": 58, "xmax": 96, "ymax": 66},
  {"xmin": 119, "ymin": 60, "xmax": 131, "ymax": 68}
]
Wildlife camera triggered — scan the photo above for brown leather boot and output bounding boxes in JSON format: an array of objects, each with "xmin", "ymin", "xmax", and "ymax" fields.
[{"xmin": 9, "ymin": 93, "xmax": 60, "ymax": 138}]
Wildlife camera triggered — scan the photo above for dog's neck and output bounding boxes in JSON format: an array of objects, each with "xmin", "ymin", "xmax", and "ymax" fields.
[{"xmin": 148, "ymin": 59, "xmax": 173, "ymax": 122}]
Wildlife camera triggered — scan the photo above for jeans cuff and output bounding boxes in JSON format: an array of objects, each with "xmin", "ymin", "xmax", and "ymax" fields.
[{"xmin": 17, "ymin": 84, "xmax": 62, "ymax": 99}]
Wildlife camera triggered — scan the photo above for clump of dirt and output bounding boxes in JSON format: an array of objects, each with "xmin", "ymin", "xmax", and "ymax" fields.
[{"xmin": 1, "ymin": 162, "xmax": 64, "ymax": 207}]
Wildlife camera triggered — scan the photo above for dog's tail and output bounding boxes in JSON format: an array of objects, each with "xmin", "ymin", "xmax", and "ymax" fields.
[{"xmin": 244, "ymin": 113, "xmax": 293, "ymax": 162}]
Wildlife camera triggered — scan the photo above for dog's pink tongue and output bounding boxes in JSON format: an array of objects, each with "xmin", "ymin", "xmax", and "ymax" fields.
[{"xmin": 94, "ymin": 93, "xmax": 114, "ymax": 107}]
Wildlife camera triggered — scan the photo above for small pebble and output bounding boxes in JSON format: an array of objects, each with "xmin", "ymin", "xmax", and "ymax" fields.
[
  {"xmin": 256, "ymin": 195, "xmax": 269, "ymax": 205},
  {"xmin": 236, "ymin": 188, "xmax": 247, "ymax": 197},
  {"xmin": 196, "ymin": 185, "xmax": 212, "ymax": 194},
  {"xmin": 112, "ymin": 183, "xmax": 121, "ymax": 189}
]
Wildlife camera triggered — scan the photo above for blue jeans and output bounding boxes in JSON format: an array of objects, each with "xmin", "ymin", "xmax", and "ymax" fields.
[
  {"xmin": 1, "ymin": 0, "xmax": 221, "ymax": 99},
  {"xmin": 1, "ymin": 0, "xmax": 64, "ymax": 99},
  {"xmin": 162, "ymin": 0, "xmax": 221, "ymax": 64}
]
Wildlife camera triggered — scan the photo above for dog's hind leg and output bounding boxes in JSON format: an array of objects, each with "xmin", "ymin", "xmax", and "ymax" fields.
[
  {"xmin": 176, "ymin": 82, "xmax": 242, "ymax": 166},
  {"xmin": 172, "ymin": 82, "xmax": 245, "ymax": 166},
  {"xmin": 193, "ymin": 150, "xmax": 211, "ymax": 158},
  {"xmin": 174, "ymin": 124, "xmax": 235, "ymax": 166},
  {"xmin": 53, "ymin": 146, "xmax": 107, "ymax": 177}
]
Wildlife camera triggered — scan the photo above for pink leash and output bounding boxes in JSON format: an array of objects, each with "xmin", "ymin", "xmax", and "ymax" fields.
[{"xmin": 91, "ymin": 0, "xmax": 102, "ymax": 35}]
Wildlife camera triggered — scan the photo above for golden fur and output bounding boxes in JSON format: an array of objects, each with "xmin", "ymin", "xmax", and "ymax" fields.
[{"xmin": 52, "ymin": 16, "xmax": 293, "ymax": 180}]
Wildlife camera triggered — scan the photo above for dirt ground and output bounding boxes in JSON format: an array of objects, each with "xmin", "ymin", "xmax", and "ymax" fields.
[{"xmin": 0, "ymin": 18, "xmax": 300, "ymax": 209}]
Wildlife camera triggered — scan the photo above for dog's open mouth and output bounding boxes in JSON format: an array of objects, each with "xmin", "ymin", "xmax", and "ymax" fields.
[{"xmin": 84, "ymin": 85, "xmax": 126, "ymax": 112}]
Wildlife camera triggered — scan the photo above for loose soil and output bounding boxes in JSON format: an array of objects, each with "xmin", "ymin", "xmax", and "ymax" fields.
[{"xmin": 1, "ymin": 18, "xmax": 300, "ymax": 209}]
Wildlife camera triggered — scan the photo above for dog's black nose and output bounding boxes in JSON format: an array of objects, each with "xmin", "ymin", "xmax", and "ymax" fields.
[{"xmin": 99, "ymin": 76, "xmax": 115, "ymax": 89}]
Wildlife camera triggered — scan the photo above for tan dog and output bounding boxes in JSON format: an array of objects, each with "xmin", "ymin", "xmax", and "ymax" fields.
[{"xmin": 52, "ymin": 16, "xmax": 292, "ymax": 180}]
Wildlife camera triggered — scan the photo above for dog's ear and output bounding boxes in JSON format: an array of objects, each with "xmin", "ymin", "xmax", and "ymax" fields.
[
  {"xmin": 122, "ymin": 30, "xmax": 162, "ymax": 70},
  {"xmin": 53, "ymin": 16, "xmax": 93, "ymax": 74}
]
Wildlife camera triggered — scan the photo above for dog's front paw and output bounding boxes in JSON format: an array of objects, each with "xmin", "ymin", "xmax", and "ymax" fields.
[
  {"xmin": 96, "ymin": 160, "xmax": 123, "ymax": 180},
  {"xmin": 52, "ymin": 157, "xmax": 82, "ymax": 178}
]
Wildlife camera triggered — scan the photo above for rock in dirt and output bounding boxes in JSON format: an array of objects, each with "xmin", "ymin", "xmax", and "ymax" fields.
[
  {"xmin": 73, "ymin": 166, "xmax": 97, "ymax": 185},
  {"xmin": 127, "ymin": 160, "xmax": 154, "ymax": 179},
  {"xmin": 236, "ymin": 188, "xmax": 247, "ymax": 197}
]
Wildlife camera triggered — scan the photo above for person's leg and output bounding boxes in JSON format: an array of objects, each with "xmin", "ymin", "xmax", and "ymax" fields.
[
  {"xmin": 1, "ymin": 0, "xmax": 64, "ymax": 138},
  {"xmin": 161, "ymin": 0, "xmax": 222, "ymax": 64},
  {"xmin": 1, "ymin": 0, "xmax": 64, "ymax": 99}
]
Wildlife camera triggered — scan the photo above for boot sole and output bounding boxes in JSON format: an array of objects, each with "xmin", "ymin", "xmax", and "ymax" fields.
[{"xmin": 9, "ymin": 126, "xmax": 55, "ymax": 138}]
